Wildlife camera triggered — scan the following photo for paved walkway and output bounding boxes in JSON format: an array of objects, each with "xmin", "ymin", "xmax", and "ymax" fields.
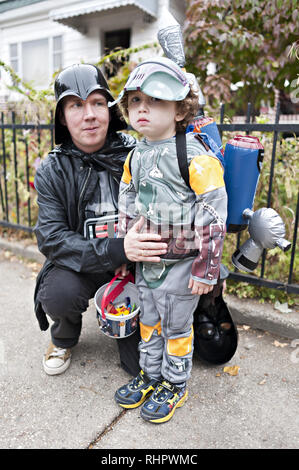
[{"xmin": 0, "ymin": 239, "xmax": 298, "ymax": 451}]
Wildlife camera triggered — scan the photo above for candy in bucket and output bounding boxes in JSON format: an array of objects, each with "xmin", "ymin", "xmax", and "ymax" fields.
[{"xmin": 94, "ymin": 273, "xmax": 140, "ymax": 339}]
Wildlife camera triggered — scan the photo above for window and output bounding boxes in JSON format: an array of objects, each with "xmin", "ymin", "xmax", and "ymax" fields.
[
  {"xmin": 9, "ymin": 36, "xmax": 63, "ymax": 88},
  {"xmin": 104, "ymin": 29, "xmax": 131, "ymax": 78},
  {"xmin": 22, "ymin": 38, "xmax": 49, "ymax": 86},
  {"xmin": 9, "ymin": 43, "xmax": 19, "ymax": 74},
  {"xmin": 53, "ymin": 35, "xmax": 63, "ymax": 71}
]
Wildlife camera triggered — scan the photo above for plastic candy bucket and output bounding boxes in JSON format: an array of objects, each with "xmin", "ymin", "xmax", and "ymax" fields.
[{"xmin": 94, "ymin": 273, "xmax": 140, "ymax": 339}]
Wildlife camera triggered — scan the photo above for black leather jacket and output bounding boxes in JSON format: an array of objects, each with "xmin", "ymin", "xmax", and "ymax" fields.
[{"xmin": 34, "ymin": 131, "xmax": 135, "ymax": 330}]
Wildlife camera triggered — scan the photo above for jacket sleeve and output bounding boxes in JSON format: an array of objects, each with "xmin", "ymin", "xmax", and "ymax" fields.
[
  {"xmin": 117, "ymin": 151, "xmax": 139, "ymax": 238},
  {"xmin": 34, "ymin": 161, "xmax": 129, "ymax": 274},
  {"xmin": 188, "ymin": 154, "xmax": 227, "ymax": 285}
]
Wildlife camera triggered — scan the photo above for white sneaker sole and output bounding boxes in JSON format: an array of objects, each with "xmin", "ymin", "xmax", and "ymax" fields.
[{"xmin": 43, "ymin": 355, "xmax": 71, "ymax": 376}]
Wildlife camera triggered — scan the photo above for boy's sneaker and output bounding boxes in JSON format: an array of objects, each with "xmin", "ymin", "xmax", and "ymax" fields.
[
  {"xmin": 43, "ymin": 341, "xmax": 71, "ymax": 376},
  {"xmin": 114, "ymin": 370, "xmax": 159, "ymax": 409},
  {"xmin": 140, "ymin": 379, "xmax": 188, "ymax": 424}
]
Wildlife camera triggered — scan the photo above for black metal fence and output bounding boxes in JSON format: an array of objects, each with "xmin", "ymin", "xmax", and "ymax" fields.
[
  {"xmin": 218, "ymin": 103, "xmax": 299, "ymax": 294},
  {"xmin": 0, "ymin": 110, "xmax": 54, "ymax": 231},
  {"xmin": 0, "ymin": 104, "xmax": 298, "ymax": 294}
]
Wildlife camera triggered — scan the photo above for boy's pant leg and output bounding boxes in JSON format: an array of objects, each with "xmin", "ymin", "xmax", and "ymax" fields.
[
  {"xmin": 136, "ymin": 287, "xmax": 164, "ymax": 380},
  {"xmin": 135, "ymin": 264, "xmax": 164, "ymax": 380},
  {"xmin": 136, "ymin": 259, "xmax": 199, "ymax": 384},
  {"xmin": 161, "ymin": 322, "xmax": 195, "ymax": 384},
  {"xmin": 155, "ymin": 286, "xmax": 198, "ymax": 385}
]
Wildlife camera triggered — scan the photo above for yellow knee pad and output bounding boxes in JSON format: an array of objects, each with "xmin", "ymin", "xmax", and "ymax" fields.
[
  {"xmin": 140, "ymin": 321, "xmax": 162, "ymax": 342},
  {"xmin": 167, "ymin": 327, "xmax": 194, "ymax": 357}
]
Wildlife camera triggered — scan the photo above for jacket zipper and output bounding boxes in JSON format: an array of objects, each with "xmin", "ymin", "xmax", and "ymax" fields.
[
  {"xmin": 109, "ymin": 175, "xmax": 119, "ymax": 210},
  {"xmin": 78, "ymin": 166, "xmax": 92, "ymax": 219}
]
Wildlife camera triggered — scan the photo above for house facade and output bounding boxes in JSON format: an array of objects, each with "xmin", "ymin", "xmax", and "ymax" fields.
[{"xmin": 0, "ymin": 0, "xmax": 186, "ymax": 103}]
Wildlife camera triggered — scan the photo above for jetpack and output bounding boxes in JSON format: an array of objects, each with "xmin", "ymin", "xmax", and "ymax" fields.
[{"xmin": 157, "ymin": 10, "xmax": 291, "ymax": 365}]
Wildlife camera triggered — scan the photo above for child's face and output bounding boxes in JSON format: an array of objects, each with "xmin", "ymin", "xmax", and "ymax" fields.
[{"xmin": 127, "ymin": 90, "xmax": 185, "ymax": 141}]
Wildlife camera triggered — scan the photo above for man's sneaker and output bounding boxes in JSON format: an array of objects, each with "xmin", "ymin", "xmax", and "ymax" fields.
[
  {"xmin": 140, "ymin": 379, "xmax": 188, "ymax": 424},
  {"xmin": 43, "ymin": 342, "xmax": 71, "ymax": 376},
  {"xmin": 114, "ymin": 370, "xmax": 159, "ymax": 409}
]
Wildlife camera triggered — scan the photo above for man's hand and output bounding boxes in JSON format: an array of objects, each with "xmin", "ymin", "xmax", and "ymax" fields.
[
  {"xmin": 188, "ymin": 277, "xmax": 214, "ymax": 296},
  {"xmin": 115, "ymin": 264, "xmax": 130, "ymax": 278},
  {"xmin": 124, "ymin": 216, "xmax": 168, "ymax": 262}
]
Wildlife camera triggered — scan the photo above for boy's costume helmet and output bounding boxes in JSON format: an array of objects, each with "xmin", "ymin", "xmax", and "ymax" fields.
[
  {"xmin": 109, "ymin": 56, "xmax": 190, "ymax": 106},
  {"xmin": 54, "ymin": 63, "xmax": 125, "ymax": 144}
]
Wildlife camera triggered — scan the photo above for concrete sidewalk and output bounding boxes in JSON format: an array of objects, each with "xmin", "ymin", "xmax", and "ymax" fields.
[{"xmin": 0, "ymin": 238, "xmax": 298, "ymax": 450}]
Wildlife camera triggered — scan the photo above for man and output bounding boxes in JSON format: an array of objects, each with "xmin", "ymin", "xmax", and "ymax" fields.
[{"xmin": 34, "ymin": 64, "xmax": 167, "ymax": 376}]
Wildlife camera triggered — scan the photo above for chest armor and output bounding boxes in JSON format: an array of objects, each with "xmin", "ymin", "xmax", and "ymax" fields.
[{"xmin": 131, "ymin": 139, "xmax": 196, "ymax": 227}]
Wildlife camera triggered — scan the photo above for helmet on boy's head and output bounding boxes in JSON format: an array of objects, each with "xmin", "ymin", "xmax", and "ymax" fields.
[
  {"xmin": 108, "ymin": 56, "xmax": 190, "ymax": 107},
  {"xmin": 54, "ymin": 63, "xmax": 125, "ymax": 145}
]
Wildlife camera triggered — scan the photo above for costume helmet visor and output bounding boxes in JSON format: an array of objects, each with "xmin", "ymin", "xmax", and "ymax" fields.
[{"xmin": 109, "ymin": 57, "xmax": 190, "ymax": 106}]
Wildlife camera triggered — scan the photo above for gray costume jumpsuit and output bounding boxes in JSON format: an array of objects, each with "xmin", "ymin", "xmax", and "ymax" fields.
[{"xmin": 118, "ymin": 132, "xmax": 227, "ymax": 384}]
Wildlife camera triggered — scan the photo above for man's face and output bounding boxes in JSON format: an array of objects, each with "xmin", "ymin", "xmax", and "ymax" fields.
[{"xmin": 60, "ymin": 91, "xmax": 110, "ymax": 153}]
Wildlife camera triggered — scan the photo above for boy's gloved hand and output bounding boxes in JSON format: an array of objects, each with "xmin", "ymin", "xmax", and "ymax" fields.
[{"xmin": 188, "ymin": 278, "xmax": 214, "ymax": 296}]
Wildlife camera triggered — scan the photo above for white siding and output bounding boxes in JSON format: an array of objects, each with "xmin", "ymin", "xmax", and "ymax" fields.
[{"xmin": 0, "ymin": 0, "xmax": 186, "ymax": 102}]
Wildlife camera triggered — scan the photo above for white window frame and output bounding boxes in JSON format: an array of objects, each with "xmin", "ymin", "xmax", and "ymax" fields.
[{"xmin": 9, "ymin": 35, "xmax": 63, "ymax": 88}]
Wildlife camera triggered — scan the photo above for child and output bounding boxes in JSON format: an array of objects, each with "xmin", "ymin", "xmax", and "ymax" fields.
[{"xmin": 110, "ymin": 57, "xmax": 227, "ymax": 423}]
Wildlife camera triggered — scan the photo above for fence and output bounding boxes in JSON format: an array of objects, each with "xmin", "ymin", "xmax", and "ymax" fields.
[
  {"xmin": 0, "ymin": 110, "xmax": 54, "ymax": 232},
  {"xmin": 0, "ymin": 104, "xmax": 298, "ymax": 294}
]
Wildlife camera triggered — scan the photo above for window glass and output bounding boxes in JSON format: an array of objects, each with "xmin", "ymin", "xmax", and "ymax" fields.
[
  {"xmin": 9, "ymin": 43, "xmax": 18, "ymax": 73},
  {"xmin": 53, "ymin": 35, "xmax": 63, "ymax": 71},
  {"xmin": 53, "ymin": 35, "xmax": 62, "ymax": 50},
  {"xmin": 104, "ymin": 29, "xmax": 131, "ymax": 78},
  {"xmin": 22, "ymin": 38, "xmax": 49, "ymax": 86},
  {"xmin": 9, "ymin": 43, "xmax": 18, "ymax": 58}
]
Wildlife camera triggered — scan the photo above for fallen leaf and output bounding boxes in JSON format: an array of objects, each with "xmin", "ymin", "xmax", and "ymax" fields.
[
  {"xmin": 215, "ymin": 373, "xmax": 221, "ymax": 377},
  {"xmin": 242, "ymin": 325, "xmax": 251, "ymax": 330},
  {"xmin": 259, "ymin": 379, "xmax": 266, "ymax": 385},
  {"xmin": 273, "ymin": 340, "xmax": 289, "ymax": 348},
  {"xmin": 223, "ymin": 365, "xmax": 240, "ymax": 376}
]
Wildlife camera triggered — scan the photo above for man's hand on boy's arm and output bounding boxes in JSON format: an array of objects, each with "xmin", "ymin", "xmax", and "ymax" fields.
[
  {"xmin": 188, "ymin": 277, "xmax": 214, "ymax": 296},
  {"xmin": 124, "ymin": 216, "xmax": 168, "ymax": 262}
]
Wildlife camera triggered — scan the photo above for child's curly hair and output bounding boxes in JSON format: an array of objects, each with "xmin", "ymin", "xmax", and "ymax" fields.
[{"xmin": 119, "ymin": 84, "xmax": 199, "ymax": 132}]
